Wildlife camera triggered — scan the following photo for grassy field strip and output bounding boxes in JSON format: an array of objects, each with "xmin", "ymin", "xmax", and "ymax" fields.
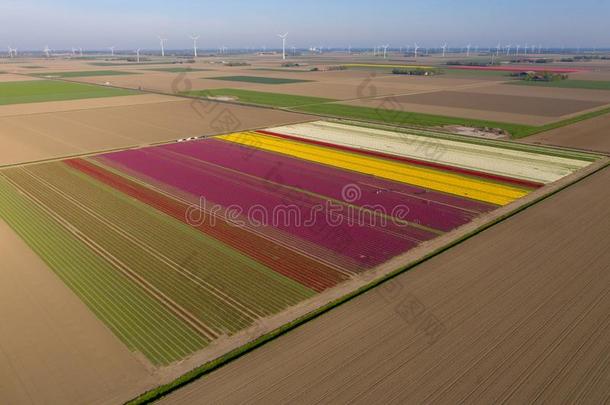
[
  {"xmin": 26, "ymin": 163, "xmax": 315, "ymax": 330},
  {"xmin": 0, "ymin": 80, "xmax": 137, "ymax": 105},
  {"xmin": 182, "ymin": 88, "xmax": 336, "ymax": 108},
  {"xmin": 218, "ymin": 132, "xmax": 529, "ymax": 205},
  {"xmin": 509, "ymin": 79, "xmax": 610, "ymax": 91},
  {"xmin": 0, "ymin": 173, "xmax": 207, "ymax": 365},
  {"xmin": 267, "ymin": 121, "xmax": 591, "ymax": 183}
]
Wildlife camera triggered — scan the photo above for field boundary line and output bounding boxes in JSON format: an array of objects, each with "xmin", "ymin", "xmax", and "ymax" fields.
[{"xmin": 126, "ymin": 158, "xmax": 610, "ymax": 404}]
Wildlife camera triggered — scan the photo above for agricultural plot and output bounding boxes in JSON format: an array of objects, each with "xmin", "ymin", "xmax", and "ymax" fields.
[
  {"xmin": 0, "ymin": 121, "xmax": 595, "ymax": 370},
  {"xmin": 208, "ymin": 75, "xmax": 312, "ymax": 84},
  {"xmin": 184, "ymin": 88, "xmax": 335, "ymax": 107},
  {"xmin": 0, "ymin": 80, "xmax": 136, "ymax": 105},
  {"xmin": 145, "ymin": 67, "xmax": 212, "ymax": 73},
  {"xmin": 510, "ymin": 79, "xmax": 610, "ymax": 91},
  {"xmin": 30, "ymin": 70, "xmax": 138, "ymax": 78}
]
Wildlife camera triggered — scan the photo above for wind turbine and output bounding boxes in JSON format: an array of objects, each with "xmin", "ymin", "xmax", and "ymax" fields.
[
  {"xmin": 71, "ymin": 47, "xmax": 77, "ymax": 56},
  {"xmin": 135, "ymin": 48, "xmax": 141, "ymax": 63},
  {"xmin": 441, "ymin": 43, "xmax": 447, "ymax": 57},
  {"xmin": 466, "ymin": 43, "xmax": 471, "ymax": 57},
  {"xmin": 413, "ymin": 43, "xmax": 420, "ymax": 59},
  {"xmin": 278, "ymin": 32, "xmax": 288, "ymax": 60},
  {"xmin": 382, "ymin": 44, "xmax": 389, "ymax": 59},
  {"xmin": 189, "ymin": 34, "xmax": 200, "ymax": 57},
  {"xmin": 505, "ymin": 44, "xmax": 511, "ymax": 56},
  {"xmin": 8, "ymin": 46, "xmax": 16, "ymax": 58},
  {"xmin": 516, "ymin": 44, "xmax": 520, "ymax": 56},
  {"xmin": 109, "ymin": 46, "xmax": 115, "ymax": 56},
  {"xmin": 79, "ymin": 47, "xmax": 83, "ymax": 57},
  {"xmin": 496, "ymin": 42, "xmax": 501, "ymax": 56},
  {"xmin": 43, "ymin": 45, "xmax": 51, "ymax": 58},
  {"xmin": 158, "ymin": 36, "xmax": 167, "ymax": 57},
  {"xmin": 523, "ymin": 43, "xmax": 528, "ymax": 55}
]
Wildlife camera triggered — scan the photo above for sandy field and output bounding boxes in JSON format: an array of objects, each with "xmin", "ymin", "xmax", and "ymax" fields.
[
  {"xmin": 523, "ymin": 113, "xmax": 610, "ymax": 154},
  {"xmin": 0, "ymin": 74, "xmax": 42, "ymax": 83},
  {"xmin": 343, "ymin": 96, "xmax": 552, "ymax": 125},
  {"xmin": 391, "ymin": 91, "xmax": 605, "ymax": 117},
  {"xmin": 0, "ymin": 93, "xmax": 177, "ymax": 117},
  {"xmin": 0, "ymin": 99, "xmax": 311, "ymax": 166},
  {"xmin": 160, "ymin": 165, "xmax": 610, "ymax": 405},
  {"xmin": 471, "ymin": 83, "xmax": 610, "ymax": 103},
  {"xmin": 0, "ymin": 220, "xmax": 156, "ymax": 405}
]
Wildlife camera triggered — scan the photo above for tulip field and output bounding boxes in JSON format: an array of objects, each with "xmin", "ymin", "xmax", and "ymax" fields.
[{"xmin": 0, "ymin": 120, "xmax": 595, "ymax": 366}]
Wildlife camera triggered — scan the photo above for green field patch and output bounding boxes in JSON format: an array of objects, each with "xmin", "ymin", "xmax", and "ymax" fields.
[
  {"xmin": 0, "ymin": 80, "xmax": 137, "ymax": 105},
  {"xmin": 21, "ymin": 65, "xmax": 45, "ymax": 69},
  {"xmin": 208, "ymin": 75, "xmax": 312, "ymax": 84},
  {"xmin": 144, "ymin": 67, "xmax": 212, "ymax": 73},
  {"xmin": 31, "ymin": 70, "xmax": 138, "ymax": 78},
  {"xmin": 509, "ymin": 79, "xmax": 610, "ymax": 90},
  {"xmin": 183, "ymin": 88, "xmax": 335, "ymax": 107}
]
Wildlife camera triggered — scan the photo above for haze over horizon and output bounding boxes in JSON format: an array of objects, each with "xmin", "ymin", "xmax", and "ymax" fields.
[{"xmin": 2, "ymin": 0, "xmax": 609, "ymax": 51}]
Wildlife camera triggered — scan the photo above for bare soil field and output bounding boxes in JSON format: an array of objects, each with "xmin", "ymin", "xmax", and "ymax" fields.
[
  {"xmin": 523, "ymin": 112, "xmax": 610, "ymax": 154},
  {"xmin": 0, "ymin": 220, "xmax": 155, "ymax": 405},
  {"xmin": 343, "ymin": 96, "xmax": 552, "ymax": 126},
  {"xmin": 0, "ymin": 99, "xmax": 311, "ymax": 166},
  {"xmin": 0, "ymin": 94, "xmax": 177, "ymax": 117},
  {"xmin": 389, "ymin": 91, "xmax": 605, "ymax": 117},
  {"xmin": 476, "ymin": 83, "xmax": 610, "ymax": 103},
  {"xmin": 160, "ymin": 165, "xmax": 610, "ymax": 405}
]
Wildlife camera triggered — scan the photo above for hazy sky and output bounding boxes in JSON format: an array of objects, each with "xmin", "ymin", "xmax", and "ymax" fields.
[{"xmin": 2, "ymin": 0, "xmax": 609, "ymax": 50}]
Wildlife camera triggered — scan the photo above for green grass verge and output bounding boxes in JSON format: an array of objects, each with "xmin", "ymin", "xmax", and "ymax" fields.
[
  {"xmin": 144, "ymin": 67, "xmax": 212, "ymax": 73},
  {"xmin": 127, "ymin": 159, "xmax": 610, "ymax": 404},
  {"xmin": 30, "ymin": 70, "xmax": 137, "ymax": 78},
  {"xmin": 509, "ymin": 79, "xmax": 610, "ymax": 91},
  {"xmin": 511, "ymin": 106, "xmax": 610, "ymax": 139},
  {"xmin": 208, "ymin": 75, "xmax": 312, "ymax": 84},
  {"xmin": 0, "ymin": 80, "xmax": 137, "ymax": 105},
  {"xmin": 20, "ymin": 65, "xmax": 44, "ymax": 69},
  {"xmin": 182, "ymin": 88, "xmax": 336, "ymax": 108}
]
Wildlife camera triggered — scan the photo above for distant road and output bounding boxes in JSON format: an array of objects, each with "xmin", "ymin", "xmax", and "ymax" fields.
[{"xmin": 160, "ymin": 166, "xmax": 610, "ymax": 404}]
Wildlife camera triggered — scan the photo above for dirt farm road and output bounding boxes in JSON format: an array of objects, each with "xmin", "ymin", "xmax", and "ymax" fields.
[{"xmin": 159, "ymin": 165, "xmax": 610, "ymax": 405}]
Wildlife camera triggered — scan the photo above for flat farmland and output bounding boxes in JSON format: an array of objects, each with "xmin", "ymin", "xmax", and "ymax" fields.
[
  {"xmin": 160, "ymin": 165, "xmax": 610, "ymax": 405},
  {"xmin": 0, "ymin": 99, "xmax": 311, "ymax": 166},
  {"xmin": 388, "ymin": 91, "xmax": 605, "ymax": 117},
  {"xmin": 0, "ymin": 120, "xmax": 600, "ymax": 404},
  {"xmin": 523, "ymin": 112, "xmax": 610, "ymax": 154},
  {"xmin": 344, "ymin": 90, "xmax": 607, "ymax": 126},
  {"xmin": 0, "ymin": 80, "xmax": 137, "ymax": 105}
]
